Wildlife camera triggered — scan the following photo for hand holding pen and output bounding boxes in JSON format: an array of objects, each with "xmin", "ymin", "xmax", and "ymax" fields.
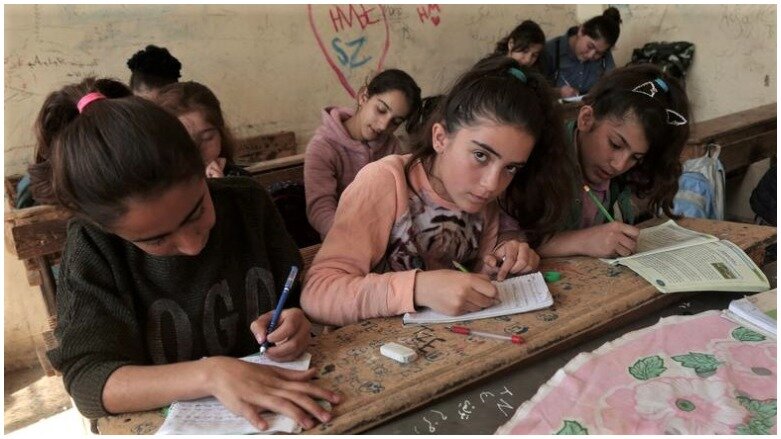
[
  {"xmin": 559, "ymin": 75, "xmax": 579, "ymax": 98},
  {"xmin": 250, "ymin": 266, "xmax": 312, "ymax": 362}
]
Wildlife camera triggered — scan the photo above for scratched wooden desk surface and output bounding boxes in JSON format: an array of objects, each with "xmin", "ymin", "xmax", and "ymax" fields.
[{"xmin": 96, "ymin": 218, "xmax": 776, "ymax": 434}]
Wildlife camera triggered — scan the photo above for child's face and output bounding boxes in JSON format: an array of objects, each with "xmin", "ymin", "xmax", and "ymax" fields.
[
  {"xmin": 577, "ymin": 109, "xmax": 649, "ymax": 186},
  {"xmin": 179, "ymin": 111, "xmax": 222, "ymax": 165},
  {"xmin": 110, "ymin": 177, "xmax": 216, "ymax": 257},
  {"xmin": 574, "ymin": 29, "xmax": 610, "ymax": 62},
  {"xmin": 431, "ymin": 120, "xmax": 535, "ymax": 214},
  {"xmin": 354, "ymin": 90, "xmax": 411, "ymax": 141},
  {"xmin": 509, "ymin": 43, "xmax": 544, "ymax": 67}
]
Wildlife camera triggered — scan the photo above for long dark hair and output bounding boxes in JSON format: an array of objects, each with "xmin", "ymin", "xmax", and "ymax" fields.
[
  {"xmin": 32, "ymin": 79, "xmax": 203, "ymax": 228},
  {"xmin": 154, "ymin": 81, "xmax": 238, "ymax": 163},
  {"xmin": 583, "ymin": 64, "xmax": 691, "ymax": 217},
  {"xmin": 581, "ymin": 7, "xmax": 622, "ymax": 48},
  {"xmin": 493, "ymin": 20, "xmax": 545, "ymax": 64},
  {"xmin": 362, "ymin": 68, "xmax": 422, "ymax": 121},
  {"xmin": 406, "ymin": 56, "xmax": 577, "ymax": 243},
  {"xmin": 29, "ymin": 77, "xmax": 132, "ymax": 205}
]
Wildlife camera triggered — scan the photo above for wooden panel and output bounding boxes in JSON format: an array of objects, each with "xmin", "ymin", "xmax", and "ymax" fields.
[
  {"xmin": 235, "ymin": 131, "xmax": 297, "ymax": 164},
  {"xmin": 96, "ymin": 218, "xmax": 776, "ymax": 435},
  {"xmin": 687, "ymin": 103, "xmax": 776, "ymax": 145}
]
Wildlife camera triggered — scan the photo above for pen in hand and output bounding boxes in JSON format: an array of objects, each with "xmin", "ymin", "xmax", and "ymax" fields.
[{"xmin": 259, "ymin": 265, "xmax": 299, "ymax": 356}]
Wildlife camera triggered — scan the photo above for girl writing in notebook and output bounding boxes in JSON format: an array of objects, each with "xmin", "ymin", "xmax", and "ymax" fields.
[
  {"xmin": 536, "ymin": 64, "xmax": 690, "ymax": 258},
  {"xmin": 40, "ymin": 81, "xmax": 340, "ymax": 430},
  {"xmin": 302, "ymin": 57, "xmax": 575, "ymax": 326},
  {"xmin": 304, "ymin": 68, "xmax": 421, "ymax": 238},
  {"xmin": 155, "ymin": 81, "xmax": 248, "ymax": 178}
]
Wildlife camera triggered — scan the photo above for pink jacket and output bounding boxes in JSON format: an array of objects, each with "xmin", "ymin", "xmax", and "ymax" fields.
[
  {"xmin": 304, "ymin": 106, "xmax": 402, "ymax": 238},
  {"xmin": 302, "ymin": 155, "xmax": 501, "ymax": 326}
]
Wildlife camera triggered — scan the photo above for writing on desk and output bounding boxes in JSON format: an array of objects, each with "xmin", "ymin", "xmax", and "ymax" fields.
[{"xmin": 410, "ymin": 384, "xmax": 519, "ymax": 434}]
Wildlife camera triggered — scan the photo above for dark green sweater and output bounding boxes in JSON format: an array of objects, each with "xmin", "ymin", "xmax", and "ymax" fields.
[{"xmin": 47, "ymin": 178, "xmax": 302, "ymax": 419}]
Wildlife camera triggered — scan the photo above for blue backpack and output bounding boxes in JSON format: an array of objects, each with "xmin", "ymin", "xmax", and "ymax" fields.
[{"xmin": 672, "ymin": 143, "xmax": 725, "ymax": 219}]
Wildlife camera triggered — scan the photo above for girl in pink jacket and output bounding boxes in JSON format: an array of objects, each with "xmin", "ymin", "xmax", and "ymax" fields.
[
  {"xmin": 302, "ymin": 57, "xmax": 576, "ymax": 326},
  {"xmin": 304, "ymin": 69, "xmax": 421, "ymax": 238}
]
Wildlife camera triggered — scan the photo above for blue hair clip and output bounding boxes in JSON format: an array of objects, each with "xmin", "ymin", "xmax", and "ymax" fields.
[
  {"xmin": 654, "ymin": 78, "xmax": 669, "ymax": 92},
  {"xmin": 508, "ymin": 67, "xmax": 527, "ymax": 83}
]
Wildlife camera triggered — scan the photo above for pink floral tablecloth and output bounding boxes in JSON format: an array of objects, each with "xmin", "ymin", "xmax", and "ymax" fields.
[{"xmin": 496, "ymin": 311, "xmax": 777, "ymax": 435}]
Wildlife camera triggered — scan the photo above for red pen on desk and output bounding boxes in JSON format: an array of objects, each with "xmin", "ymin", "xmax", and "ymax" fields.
[{"xmin": 450, "ymin": 326, "xmax": 525, "ymax": 345}]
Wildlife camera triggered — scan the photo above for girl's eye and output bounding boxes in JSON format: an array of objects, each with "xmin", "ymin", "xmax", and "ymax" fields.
[
  {"xmin": 377, "ymin": 106, "xmax": 387, "ymax": 114},
  {"xmin": 149, "ymin": 238, "xmax": 166, "ymax": 247},
  {"xmin": 473, "ymin": 151, "xmax": 488, "ymax": 163},
  {"xmin": 610, "ymin": 141, "xmax": 621, "ymax": 151}
]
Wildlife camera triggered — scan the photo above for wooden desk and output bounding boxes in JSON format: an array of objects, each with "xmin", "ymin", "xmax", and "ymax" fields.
[
  {"xmin": 95, "ymin": 218, "xmax": 776, "ymax": 434},
  {"xmin": 682, "ymin": 103, "xmax": 776, "ymax": 175}
]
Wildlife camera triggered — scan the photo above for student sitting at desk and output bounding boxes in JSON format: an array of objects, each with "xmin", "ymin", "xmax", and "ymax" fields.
[
  {"xmin": 542, "ymin": 7, "xmax": 621, "ymax": 98},
  {"xmin": 155, "ymin": 81, "xmax": 249, "ymax": 178},
  {"xmin": 304, "ymin": 69, "xmax": 421, "ymax": 239},
  {"xmin": 126, "ymin": 44, "xmax": 181, "ymax": 100},
  {"xmin": 40, "ymin": 81, "xmax": 340, "ymax": 431},
  {"xmin": 535, "ymin": 65, "xmax": 691, "ymax": 259},
  {"xmin": 486, "ymin": 20, "xmax": 546, "ymax": 69},
  {"xmin": 302, "ymin": 57, "xmax": 575, "ymax": 326}
]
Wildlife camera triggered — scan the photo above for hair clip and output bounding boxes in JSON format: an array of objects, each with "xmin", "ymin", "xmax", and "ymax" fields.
[
  {"xmin": 631, "ymin": 80, "xmax": 688, "ymax": 126},
  {"xmin": 508, "ymin": 67, "xmax": 527, "ymax": 83},
  {"xmin": 77, "ymin": 92, "xmax": 107, "ymax": 114},
  {"xmin": 666, "ymin": 109, "xmax": 688, "ymax": 126}
]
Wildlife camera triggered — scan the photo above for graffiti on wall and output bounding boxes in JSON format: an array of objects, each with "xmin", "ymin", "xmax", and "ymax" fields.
[{"xmin": 308, "ymin": 4, "xmax": 390, "ymax": 98}]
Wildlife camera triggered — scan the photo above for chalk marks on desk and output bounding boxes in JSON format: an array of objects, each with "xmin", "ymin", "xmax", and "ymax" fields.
[{"xmin": 409, "ymin": 384, "xmax": 520, "ymax": 434}]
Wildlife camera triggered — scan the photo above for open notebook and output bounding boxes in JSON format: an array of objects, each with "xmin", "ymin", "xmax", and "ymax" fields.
[
  {"xmin": 156, "ymin": 353, "xmax": 316, "ymax": 435},
  {"xmin": 403, "ymin": 272, "xmax": 553, "ymax": 325}
]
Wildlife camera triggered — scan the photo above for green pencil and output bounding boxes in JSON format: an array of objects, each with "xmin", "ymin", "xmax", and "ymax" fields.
[
  {"xmin": 583, "ymin": 185, "xmax": 614, "ymax": 222},
  {"xmin": 452, "ymin": 260, "xmax": 470, "ymax": 273}
]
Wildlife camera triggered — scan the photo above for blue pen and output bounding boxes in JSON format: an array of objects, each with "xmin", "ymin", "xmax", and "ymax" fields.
[{"xmin": 259, "ymin": 265, "xmax": 299, "ymax": 356}]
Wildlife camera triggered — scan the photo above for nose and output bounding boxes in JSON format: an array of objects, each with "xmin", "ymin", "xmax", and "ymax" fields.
[
  {"xmin": 610, "ymin": 152, "xmax": 631, "ymax": 172},
  {"xmin": 480, "ymin": 167, "xmax": 502, "ymax": 193},
  {"xmin": 174, "ymin": 229, "xmax": 205, "ymax": 256},
  {"xmin": 377, "ymin": 115, "xmax": 392, "ymax": 132}
]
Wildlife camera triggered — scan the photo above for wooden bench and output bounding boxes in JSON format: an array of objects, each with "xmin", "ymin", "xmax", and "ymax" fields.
[
  {"xmin": 234, "ymin": 131, "xmax": 297, "ymax": 165},
  {"xmin": 245, "ymin": 153, "xmax": 305, "ymax": 188},
  {"xmin": 681, "ymin": 103, "xmax": 776, "ymax": 175}
]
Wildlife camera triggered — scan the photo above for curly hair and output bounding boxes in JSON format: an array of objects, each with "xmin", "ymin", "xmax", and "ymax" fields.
[{"xmin": 127, "ymin": 44, "xmax": 182, "ymax": 92}]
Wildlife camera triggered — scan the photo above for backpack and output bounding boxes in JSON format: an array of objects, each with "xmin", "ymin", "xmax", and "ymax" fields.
[
  {"xmin": 672, "ymin": 143, "xmax": 725, "ymax": 219},
  {"xmin": 750, "ymin": 165, "xmax": 776, "ymax": 226},
  {"xmin": 628, "ymin": 41, "xmax": 695, "ymax": 80}
]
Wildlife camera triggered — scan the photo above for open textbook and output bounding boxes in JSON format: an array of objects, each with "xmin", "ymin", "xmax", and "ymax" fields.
[
  {"xmin": 724, "ymin": 288, "xmax": 776, "ymax": 338},
  {"xmin": 603, "ymin": 220, "xmax": 769, "ymax": 294},
  {"xmin": 156, "ymin": 353, "xmax": 317, "ymax": 435},
  {"xmin": 403, "ymin": 271, "xmax": 553, "ymax": 325}
]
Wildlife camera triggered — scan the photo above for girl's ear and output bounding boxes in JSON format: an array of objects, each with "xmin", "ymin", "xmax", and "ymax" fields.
[
  {"xmin": 507, "ymin": 38, "xmax": 515, "ymax": 53},
  {"xmin": 577, "ymin": 105, "xmax": 596, "ymax": 133},
  {"xmin": 357, "ymin": 88, "xmax": 369, "ymax": 107},
  {"xmin": 431, "ymin": 122, "xmax": 448, "ymax": 153}
]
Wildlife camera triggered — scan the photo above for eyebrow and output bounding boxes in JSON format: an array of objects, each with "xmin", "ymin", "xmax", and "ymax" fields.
[
  {"xmin": 131, "ymin": 194, "xmax": 205, "ymax": 243},
  {"xmin": 614, "ymin": 133, "xmax": 646, "ymax": 156},
  {"xmin": 472, "ymin": 140, "xmax": 527, "ymax": 166}
]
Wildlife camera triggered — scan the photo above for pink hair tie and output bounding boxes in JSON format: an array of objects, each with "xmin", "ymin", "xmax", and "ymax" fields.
[{"xmin": 77, "ymin": 92, "xmax": 107, "ymax": 113}]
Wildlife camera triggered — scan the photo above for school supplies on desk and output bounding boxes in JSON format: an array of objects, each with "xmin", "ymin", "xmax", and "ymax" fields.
[
  {"xmin": 450, "ymin": 325, "xmax": 525, "ymax": 345},
  {"xmin": 602, "ymin": 220, "xmax": 769, "ymax": 294},
  {"xmin": 260, "ymin": 265, "xmax": 299, "ymax": 355},
  {"xmin": 724, "ymin": 288, "xmax": 776, "ymax": 338},
  {"xmin": 155, "ymin": 353, "xmax": 315, "ymax": 435},
  {"xmin": 402, "ymin": 272, "xmax": 553, "ymax": 325}
]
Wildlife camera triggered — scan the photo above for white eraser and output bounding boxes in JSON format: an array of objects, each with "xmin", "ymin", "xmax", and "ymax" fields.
[{"xmin": 380, "ymin": 342, "xmax": 417, "ymax": 363}]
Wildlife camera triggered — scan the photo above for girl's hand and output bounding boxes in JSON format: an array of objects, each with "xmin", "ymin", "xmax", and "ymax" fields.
[
  {"xmin": 250, "ymin": 308, "xmax": 312, "ymax": 362},
  {"xmin": 579, "ymin": 222, "xmax": 641, "ymax": 258},
  {"xmin": 205, "ymin": 158, "xmax": 227, "ymax": 178},
  {"xmin": 414, "ymin": 270, "xmax": 499, "ymax": 315},
  {"xmin": 559, "ymin": 85, "xmax": 578, "ymax": 98},
  {"xmin": 204, "ymin": 357, "xmax": 341, "ymax": 431},
  {"xmin": 483, "ymin": 240, "xmax": 540, "ymax": 281}
]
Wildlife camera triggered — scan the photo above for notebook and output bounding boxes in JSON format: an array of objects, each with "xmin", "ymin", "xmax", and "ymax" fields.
[
  {"xmin": 724, "ymin": 289, "xmax": 776, "ymax": 338},
  {"xmin": 403, "ymin": 271, "xmax": 553, "ymax": 325}
]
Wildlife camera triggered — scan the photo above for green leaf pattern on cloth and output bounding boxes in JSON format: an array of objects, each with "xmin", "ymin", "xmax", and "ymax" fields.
[
  {"xmin": 671, "ymin": 352, "xmax": 721, "ymax": 375},
  {"xmin": 556, "ymin": 420, "xmax": 589, "ymax": 435},
  {"xmin": 628, "ymin": 355, "xmax": 667, "ymax": 380},
  {"xmin": 732, "ymin": 327, "xmax": 767, "ymax": 342},
  {"xmin": 735, "ymin": 396, "xmax": 777, "ymax": 434}
]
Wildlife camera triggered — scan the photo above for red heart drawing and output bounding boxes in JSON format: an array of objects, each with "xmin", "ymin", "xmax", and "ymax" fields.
[
  {"xmin": 431, "ymin": 15, "xmax": 440, "ymax": 26},
  {"xmin": 308, "ymin": 4, "xmax": 390, "ymax": 98}
]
